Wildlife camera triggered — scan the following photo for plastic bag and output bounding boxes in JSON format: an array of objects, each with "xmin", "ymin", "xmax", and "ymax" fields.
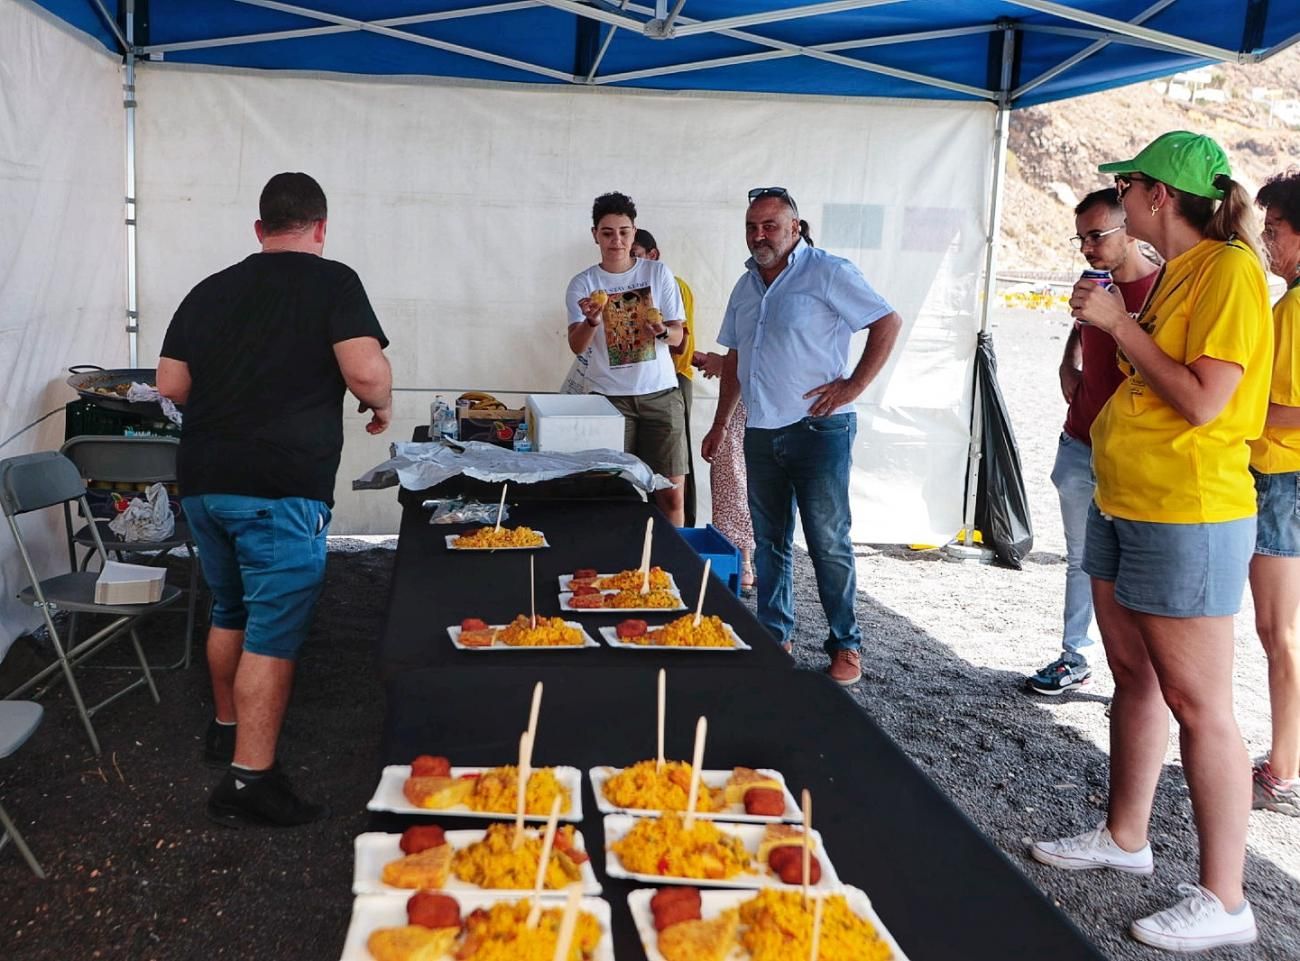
[
  {"xmin": 422, "ymin": 498, "xmax": 511, "ymax": 526},
  {"xmin": 559, "ymin": 345, "xmax": 594, "ymax": 394},
  {"xmin": 108, "ymin": 482, "xmax": 176, "ymax": 542},
  {"xmin": 971, "ymin": 331, "xmax": 1033, "ymax": 569}
]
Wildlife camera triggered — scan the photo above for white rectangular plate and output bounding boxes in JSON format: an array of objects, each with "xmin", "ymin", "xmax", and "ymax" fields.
[
  {"xmin": 602, "ymin": 815, "xmax": 841, "ymax": 891},
  {"xmin": 589, "ymin": 766, "xmax": 797, "ymax": 822},
  {"xmin": 596, "ymin": 623, "xmax": 751, "ymax": 653},
  {"xmin": 367, "ymin": 765, "xmax": 584, "ymax": 822},
  {"xmin": 626, "ymin": 885, "xmax": 910, "ymax": 961},
  {"xmin": 340, "ymin": 892, "xmax": 614, "ymax": 961},
  {"xmin": 558, "ymin": 591, "xmax": 687, "ymax": 613},
  {"xmin": 558, "ymin": 572, "xmax": 680, "ymax": 593},
  {"xmin": 447, "ymin": 622, "xmax": 599, "ymax": 651},
  {"xmin": 445, "ymin": 532, "xmax": 550, "ymax": 550},
  {"xmin": 352, "ymin": 829, "xmax": 602, "ymax": 896}
]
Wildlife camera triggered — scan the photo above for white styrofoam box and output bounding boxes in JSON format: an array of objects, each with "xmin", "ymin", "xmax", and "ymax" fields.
[
  {"xmin": 94, "ymin": 561, "xmax": 166, "ymax": 605},
  {"xmin": 526, "ymin": 394, "xmax": 626, "ymax": 453}
]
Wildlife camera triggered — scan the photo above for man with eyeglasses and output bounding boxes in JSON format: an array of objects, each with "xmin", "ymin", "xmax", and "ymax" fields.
[
  {"xmin": 701, "ymin": 187, "xmax": 902, "ymax": 685},
  {"xmin": 1025, "ymin": 187, "xmax": 1159, "ymax": 696}
]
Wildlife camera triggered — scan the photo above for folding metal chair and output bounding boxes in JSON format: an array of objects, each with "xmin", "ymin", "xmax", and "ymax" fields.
[
  {"xmin": 1, "ymin": 451, "xmax": 178, "ymax": 756},
  {"xmin": 59, "ymin": 436, "xmax": 200, "ymax": 670},
  {"xmin": 0, "ymin": 701, "xmax": 46, "ymax": 878}
]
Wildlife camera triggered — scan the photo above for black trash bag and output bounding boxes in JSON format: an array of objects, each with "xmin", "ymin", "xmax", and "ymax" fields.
[{"xmin": 972, "ymin": 331, "xmax": 1033, "ymax": 569}]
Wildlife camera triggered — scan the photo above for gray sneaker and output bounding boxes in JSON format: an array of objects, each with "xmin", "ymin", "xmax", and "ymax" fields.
[
  {"xmin": 1252, "ymin": 762, "xmax": 1300, "ymax": 817},
  {"xmin": 1026, "ymin": 654, "xmax": 1091, "ymax": 695}
]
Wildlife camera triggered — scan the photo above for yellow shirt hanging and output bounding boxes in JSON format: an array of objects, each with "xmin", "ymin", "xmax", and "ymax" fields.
[
  {"xmin": 672, "ymin": 276, "xmax": 696, "ymax": 380},
  {"xmin": 1249, "ymin": 284, "xmax": 1300, "ymax": 474},
  {"xmin": 1091, "ymin": 239, "xmax": 1272, "ymax": 523}
]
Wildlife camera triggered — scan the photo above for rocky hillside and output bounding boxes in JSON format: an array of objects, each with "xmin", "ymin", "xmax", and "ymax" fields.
[{"xmin": 1001, "ymin": 44, "xmax": 1300, "ymax": 273}]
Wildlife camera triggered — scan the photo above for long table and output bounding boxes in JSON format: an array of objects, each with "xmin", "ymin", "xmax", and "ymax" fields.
[{"xmin": 371, "ymin": 665, "xmax": 1108, "ymax": 961}]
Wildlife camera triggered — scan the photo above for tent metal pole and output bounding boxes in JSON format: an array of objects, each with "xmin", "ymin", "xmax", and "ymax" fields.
[
  {"xmin": 124, "ymin": 0, "xmax": 140, "ymax": 367},
  {"xmin": 952, "ymin": 24, "xmax": 1013, "ymax": 558}
]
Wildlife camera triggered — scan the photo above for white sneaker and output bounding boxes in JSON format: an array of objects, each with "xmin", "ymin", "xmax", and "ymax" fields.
[
  {"xmin": 1130, "ymin": 884, "xmax": 1257, "ymax": 952},
  {"xmin": 1029, "ymin": 821, "xmax": 1154, "ymax": 874}
]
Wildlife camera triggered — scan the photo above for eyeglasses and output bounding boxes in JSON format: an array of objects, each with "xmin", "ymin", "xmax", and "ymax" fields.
[
  {"xmin": 748, "ymin": 186, "xmax": 798, "ymax": 215},
  {"xmin": 1115, "ymin": 174, "xmax": 1155, "ymax": 198},
  {"xmin": 1068, "ymin": 225, "xmax": 1125, "ymax": 250}
]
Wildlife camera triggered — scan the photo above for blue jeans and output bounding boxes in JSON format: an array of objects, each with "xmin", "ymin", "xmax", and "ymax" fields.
[
  {"xmin": 1050, "ymin": 433, "xmax": 1097, "ymax": 658},
  {"xmin": 744, "ymin": 413, "xmax": 862, "ymax": 653}
]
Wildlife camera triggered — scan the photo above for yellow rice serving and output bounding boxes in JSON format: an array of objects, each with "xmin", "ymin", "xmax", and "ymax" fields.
[
  {"xmin": 458, "ymin": 899, "xmax": 601, "ymax": 961},
  {"xmin": 738, "ymin": 889, "xmax": 894, "ymax": 961},
  {"xmin": 453, "ymin": 526, "xmax": 545, "ymax": 549},
  {"xmin": 603, "ymin": 588, "xmax": 680, "ymax": 609},
  {"xmin": 497, "ymin": 615, "xmax": 584, "ymax": 647},
  {"xmin": 595, "ymin": 567, "xmax": 672, "ymax": 590},
  {"xmin": 602, "ymin": 760, "xmax": 726, "ymax": 812},
  {"xmin": 637, "ymin": 615, "xmax": 734, "ymax": 648},
  {"xmin": 451, "ymin": 822, "xmax": 583, "ymax": 890},
  {"xmin": 467, "ymin": 765, "xmax": 572, "ymax": 815},
  {"xmin": 609, "ymin": 812, "xmax": 749, "ymax": 880}
]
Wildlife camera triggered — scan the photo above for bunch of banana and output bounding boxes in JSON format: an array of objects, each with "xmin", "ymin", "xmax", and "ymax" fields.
[{"xmin": 458, "ymin": 390, "xmax": 508, "ymax": 411}]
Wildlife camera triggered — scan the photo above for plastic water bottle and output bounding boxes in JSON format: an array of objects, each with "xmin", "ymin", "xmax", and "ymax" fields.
[
  {"xmin": 432, "ymin": 397, "xmax": 457, "ymax": 442},
  {"xmin": 512, "ymin": 421, "xmax": 532, "ymax": 453}
]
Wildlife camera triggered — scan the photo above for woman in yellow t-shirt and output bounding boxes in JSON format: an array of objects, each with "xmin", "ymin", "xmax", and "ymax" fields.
[
  {"xmin": 1030, "ymin": 132, "xmax": 1271, "ymax": 953},
  {"xmin": 1246, "ymin": 171, "xmax": 1300, "ymax": 819}
]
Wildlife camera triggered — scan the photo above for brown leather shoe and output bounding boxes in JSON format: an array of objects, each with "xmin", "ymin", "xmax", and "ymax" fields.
[{"xmin": 827, "ymin": 649, "xmax": 862, "ymax": 686}]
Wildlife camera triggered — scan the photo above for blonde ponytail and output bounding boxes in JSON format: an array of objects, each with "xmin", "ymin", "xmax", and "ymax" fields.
[{"xmin": 1174, "ymin": 175, "xmax": 1265, "ymax": 265}]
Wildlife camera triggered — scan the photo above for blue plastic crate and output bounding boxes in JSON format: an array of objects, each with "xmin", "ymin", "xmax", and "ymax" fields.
[{"xmin": 677, "ymin": 524, "xmax": 742, "ymax": 596}]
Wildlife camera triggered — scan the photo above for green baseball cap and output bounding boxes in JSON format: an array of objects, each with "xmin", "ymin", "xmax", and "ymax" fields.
[{"xmin": 1098, "ymin": 130, "xmax": 1230, "ymax": 200}]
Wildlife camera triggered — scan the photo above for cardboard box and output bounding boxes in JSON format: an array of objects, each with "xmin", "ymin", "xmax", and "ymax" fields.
[
  {"xmin": 457, "ymin": 407, "xmax": 525, "ymax": 448},
  {"xmin": 526, "ymin": 394, "xmax": 626, "ymax": 453},
  {"xmin": 94, "ymin": 561, "xmax": 166, "ymax": 605}
]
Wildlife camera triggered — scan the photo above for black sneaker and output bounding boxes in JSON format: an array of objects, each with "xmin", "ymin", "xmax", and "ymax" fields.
[
  {"xmin": 202, "ymin": 720, "xmax": 236, "ymax": 769},
  {"xmin": 1026, "ymin": 654, "xmax": 1091, "ymax": 695},
  {"xmin": 207, "ymin": 765, "xmax": 330, "ymax": 828}
]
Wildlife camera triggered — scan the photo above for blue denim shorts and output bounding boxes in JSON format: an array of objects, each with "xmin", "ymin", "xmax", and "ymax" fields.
[
  {"xmin": 1252, "ymin": 468, "xmax": 1300, "ymax": 558},
  {"xmin": 183, "ymin": 494, "xmax": 330, "ymax": 659},
  {"xmin": 1081, "ymin": 502, "xmax": 1254, "ymax": 618}
]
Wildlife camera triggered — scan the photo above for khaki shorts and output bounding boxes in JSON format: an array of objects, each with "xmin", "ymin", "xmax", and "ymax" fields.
[{"xmin": 603, "ymin": 386, "xmax": 690, "ymax": 477}]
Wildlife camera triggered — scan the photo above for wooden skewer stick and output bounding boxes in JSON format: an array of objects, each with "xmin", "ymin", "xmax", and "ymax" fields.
[
  {"xmin": 656, "ymin": 669, "xmax": 666, "ymax": 773},
  {"xmin": 693, "ymin": 559, "xmax": 710, "ymax": 628},
  {"xmin": 527, "ymin": 680, "xmax": 543, "ymax": 751},
  {"xmin": 801, "ymin": 788, "xmax": 813, "ymax": 908},
  {"xmin": 550, "ymin": 886, "xmax": 582, "ymax": 961},
  {"xmin": 639, "ymin": 518, "xmax": 654, "ymax": 594},
  {"xmin": 527, "ymin": 795, "xmax": 563, "ymax": 929},
  {"xmin": 495, "ymin": 483, "xmax": 509, "ymax": 532},
  {"xmin": 683, "ymin": 716, "xmax": 708, "ymax": 830},
  {"xmin": 514, "ymin": 730, "xmax": 532, "ymax": 850},
  {"xmin": 530, "ymin": 555, "xmax": 537, "ymax": 629},
  {"xmin": 809, "ymin": 895, "xmax": 824, "ymax": 961}
]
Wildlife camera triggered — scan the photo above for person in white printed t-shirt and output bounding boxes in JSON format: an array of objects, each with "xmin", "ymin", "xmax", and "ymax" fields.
[{"xmin": 566, "ymin": 191, "xmax": 689, "ymax": 526}]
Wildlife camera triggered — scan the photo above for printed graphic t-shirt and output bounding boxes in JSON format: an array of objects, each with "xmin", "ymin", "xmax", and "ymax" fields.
[
  {"xmin": 160, "ymin": 252, "xmax": 388, "ymax": 506},
  {"xmin": 1062, "ymin": 270, "xmax": 1159, "ymax": 445},
  {"xmin": 565, "ymin": 258, "xmax": 684, "ymax": 397},
  {"xmin": 1249, "ymin": 282, "xmax": 1300, "ymax": 473},
  {"xmin": 1090, "ymin": 239, "xmax": 1272, "ymax": 523}
]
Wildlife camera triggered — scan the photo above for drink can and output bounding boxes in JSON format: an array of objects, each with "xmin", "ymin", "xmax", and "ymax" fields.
[{"xmin": 1081, "ymin": 269, "xmax": 1114, "ymax": 288}]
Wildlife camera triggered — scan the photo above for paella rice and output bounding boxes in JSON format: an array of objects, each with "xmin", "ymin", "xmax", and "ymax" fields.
[
  {"xmin": 738, "ymin": 889, "xmax": 894, "ymax": 961},
  {"xmin": 609, "ymin": 812, "xmax": 749, "ymax": 880},
  {"xmin": 458, "ymin": 899, "xmax": 601, "ymax": 961},
  {"xmin": 603, "ymin": 588, "xmax": 681, "ymax": 609},
  {"xmin": 497, "ymin": 615, "xmax": 584, "ymax": 647},
  {"xmin": 602, "ymin": 760, "xmax": 726, "ymax": 812},
  {"xmin": 468, "ymin": 764, "xmax": 572, "ymax": 815},
  {"xmin": 637, "ymin": 615, "xmax": 734, "ymax": 648},
  {"xmin": 594, "ymin": 567, "xmax": 672, "ymax": 591},
  {"xmin": 451, "ymin": 822, "xmax": 583, "ymax": 890},
  {"xmin": 453, "ymin": 526, "xmax": 545, "ymax": 549}
]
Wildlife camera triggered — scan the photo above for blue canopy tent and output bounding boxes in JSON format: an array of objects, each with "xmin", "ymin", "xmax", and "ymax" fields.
[{"xmin": 15, "ymin": 0, "xmax": 1300, "ymax": 560}]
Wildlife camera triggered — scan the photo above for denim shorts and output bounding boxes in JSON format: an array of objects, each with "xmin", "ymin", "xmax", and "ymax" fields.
[
  {"xmin": 1081, "ymin": 502, "xmax": 1254, "ymax": 618},
  {"xmin": 183, "ymin": 494, "xmax": 330, "ymax": 659},
  {"xmin": 1252, "ymin": 468, "xmax": 1300, "ymax": 558}
]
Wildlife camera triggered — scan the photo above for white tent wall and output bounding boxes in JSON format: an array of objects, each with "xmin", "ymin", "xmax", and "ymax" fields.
[
  {"xmin": 0, "ymin": 1, "xmax": 126, "ymax": 655},
  {"xmin": 133, "ymin": 66, "xmax": 989, "ymax": 544}
]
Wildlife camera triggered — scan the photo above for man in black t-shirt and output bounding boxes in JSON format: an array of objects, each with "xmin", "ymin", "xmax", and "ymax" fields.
[{"xmin": 158, "ymin": 172, "xmax": 391, "ymax": 828}]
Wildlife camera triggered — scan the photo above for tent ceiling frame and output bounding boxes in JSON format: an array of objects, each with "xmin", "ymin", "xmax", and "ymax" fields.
[
  {"xmin": 125, "ymin": 0, "xmax": 1294, "ymax": 106},
  {"xmin": 88, "ymin": 0, "xmax": 128, "ymax": 53}
]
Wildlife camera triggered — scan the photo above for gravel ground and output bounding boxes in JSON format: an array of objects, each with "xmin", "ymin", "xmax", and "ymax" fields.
[
  {"xmin": 1, "ymin": 304, "xmax": 1296, "ymax": 960},
  {"xmin": 780, "ymin": 305, "xmax": 1298, "ymax": 961}
]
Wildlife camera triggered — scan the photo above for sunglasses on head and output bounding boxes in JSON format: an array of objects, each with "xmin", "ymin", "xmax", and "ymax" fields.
[
  {"xmin": 748, "ymin": 186, "xmax": 798, "ymax": 215},
  {"xmin": 1114, "ymin": 174, "xmax": 1156, "ymax": 198}
]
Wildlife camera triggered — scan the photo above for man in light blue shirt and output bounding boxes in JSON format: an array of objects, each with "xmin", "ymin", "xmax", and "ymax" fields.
[{"xmin": 701, "ymin": 188, "xmax": 901, "ymax": 685}]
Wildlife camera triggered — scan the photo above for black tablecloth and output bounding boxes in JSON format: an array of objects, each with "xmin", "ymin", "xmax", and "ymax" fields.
[
  {"xmin": 377, "ymin": 497, "xmax": 790, "ymax": 677},
  {"xmin": 372, "ymin": 666, "xmax": 1107, "ymax": 961}
]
